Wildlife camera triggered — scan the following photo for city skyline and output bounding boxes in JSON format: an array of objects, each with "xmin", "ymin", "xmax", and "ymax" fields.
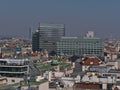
[{"xmin": 0, "ymin": 0, "xmax": 120, "ymax": 39}]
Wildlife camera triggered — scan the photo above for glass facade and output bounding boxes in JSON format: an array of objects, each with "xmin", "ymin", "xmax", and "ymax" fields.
[
  {"xmin": 0, "ymin": 67, "xmax": 27, "ymax": 72},
  {"xmin": 0, "ymin": 59, "xmax": 40, "ymax": 78},
  {"xmin": 32, "ymin": 30, "xmax": 40, "ymax": 52},
  {"xmin": 57, "ymin": 37, "xmax": 104, "ymax": 56},
  {"xmin": 39, "ymin": 23, "xmax": 65, "ymax": 52},
  {"xmin": 0, "ymin": 59, "xmax": 29, "ymax": 78}
]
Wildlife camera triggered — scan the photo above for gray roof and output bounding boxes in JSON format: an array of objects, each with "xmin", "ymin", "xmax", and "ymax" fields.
[
  {"xmin": 89, "ymin": 66, "xmax": 112, "ymax": 73},
  {"xmin": 108, "ymin": 69, "xmax": 120, "ymax": 73}
]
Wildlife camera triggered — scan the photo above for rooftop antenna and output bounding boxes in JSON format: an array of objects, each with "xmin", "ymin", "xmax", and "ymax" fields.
[
  {"xmin": 29, "ymin": 27, "xmax": 32, "ymax": 41},
  {"xmin": 38, "ymin": 22, "xmax": 40, "ymax": 31}
]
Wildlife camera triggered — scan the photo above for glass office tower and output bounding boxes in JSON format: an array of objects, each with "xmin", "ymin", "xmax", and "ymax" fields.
[
  {"xmin": 57, "ymin": 37, "xmax": 104, "ymax": 57},
  {"xmin": 39, "ymin": 23, "xmax": 65, "ymax": 52},
  {"xmin": 32, "ymin": 30, "xmax": 40, "ymax": 52}
]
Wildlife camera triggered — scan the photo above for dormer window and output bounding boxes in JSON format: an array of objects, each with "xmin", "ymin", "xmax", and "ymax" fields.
[{"xmin": 90, "ymin": 62, "xmax": 93, "ymax": 64}]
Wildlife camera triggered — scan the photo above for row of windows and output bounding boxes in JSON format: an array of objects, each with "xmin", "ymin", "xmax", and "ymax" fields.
[
  {"xmin": 57, "ymin": 44, "xmax": 103, "ymax": 46},
  {"xmin": 57, "ymin": 50, "xmax": 103, "ymax": 55},
  {"xmin": 0, "ymin": 73, "xmax": 25, "ymax": 77},
  {"xmin": 57, "ymin": 48, "xmax": 103, "ymax": 50},
  {"xmin": 59, "ymin": 40, "xmax": 101, "ymax": 44},
  {"xmin": 57, "ymin": 52, "xmax": 103, "ymax": 55},
  {"xmin": 57, "ymin": 50, "xmax": 103, "ymax": 53},
  {"xmin": 57, "ymin": 46, "xmax": 103, "ymax": 49},
  {"xmin": 58, "ymin": 44, "xmax": 102, "ymax": 46},
  {"xmin": 0, "ymin": 67, "xmax": 28, "ymax": 72}
]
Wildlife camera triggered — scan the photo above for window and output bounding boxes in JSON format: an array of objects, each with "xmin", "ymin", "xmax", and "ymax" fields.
[
  {"xmin": 12, "ymin": 80, "xmax": 15, "ymax": 82},
  {"xmin": 90, "ymin": 62, "xmax": 93, "ymax": 64}
]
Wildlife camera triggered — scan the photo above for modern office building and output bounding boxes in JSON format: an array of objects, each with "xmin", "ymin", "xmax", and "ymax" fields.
[
  {"xmin": 57, "ymin": 37, "xmax": 104, "ymax": 57},
  {"xmin": 0, "ymin": 59, "xmax": 40, "ymax": 84},
  {"xmin": 0, "ymin": 59, "xmax": 29, "ymax": 78},
  {"xmin": 38, "ymin": 23, "xmax": 65, "ymax": 52},
  {"xmin": 32, "ymin": 30, "xmax": 40, "ymax": 52}
]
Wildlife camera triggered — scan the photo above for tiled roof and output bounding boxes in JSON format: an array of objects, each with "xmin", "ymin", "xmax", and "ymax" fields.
[
  {"xmin": 74, "ymin": 82, "xmax": 102, "ymax": 89},
  {"xmin": 82, "ymin": 57, "xmax": 101, "ymax": 66}
]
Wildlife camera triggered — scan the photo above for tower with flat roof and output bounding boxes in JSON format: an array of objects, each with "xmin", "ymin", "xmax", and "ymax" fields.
[
  {"xmin": 38, "ymin": 23, "xmax": 65, "ymax": 52},
  {"xmin": 32, "ymin": 30, "xmax": 40, "ymax": 52}
]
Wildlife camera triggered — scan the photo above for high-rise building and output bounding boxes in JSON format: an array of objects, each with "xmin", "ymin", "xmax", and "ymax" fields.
[
  {"xmin": 38, "ymin": 23, "xmax": 65, "ymax": 52},
  {"xmin": 32, "ymin": 30, "xmax": 40, "ymax": 52},
  {"xmin": 57, "ymin": 37, "xmax": 104, "ymax": 57}
]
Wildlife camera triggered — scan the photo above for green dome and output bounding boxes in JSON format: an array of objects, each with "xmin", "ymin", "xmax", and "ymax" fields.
[{"xmin": 51, "ymin": 60, "xmax": 58, "ymax": 65}]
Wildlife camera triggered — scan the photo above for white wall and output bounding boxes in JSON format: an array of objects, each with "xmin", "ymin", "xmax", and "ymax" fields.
[
  {"xmin": 7, "ymin": 77, "xmax": 24, "ymax": 85},
  {"xmin": 39, "ymin": 82, "xmax": 49, "ymax": 90},
  {"xmin": 81, "ymin": 75, "xmax": 116, "ymax": 84}
]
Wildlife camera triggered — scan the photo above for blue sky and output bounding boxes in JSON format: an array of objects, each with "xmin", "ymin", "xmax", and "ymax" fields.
[{"xmin": 0, "ymin": 0, "xmax": 120, "ymax": 39}]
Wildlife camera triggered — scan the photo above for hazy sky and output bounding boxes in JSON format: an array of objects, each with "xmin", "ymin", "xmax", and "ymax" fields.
[{"xmin": 0, "ymin": 0, "xmax": 120, "ymax": 39}]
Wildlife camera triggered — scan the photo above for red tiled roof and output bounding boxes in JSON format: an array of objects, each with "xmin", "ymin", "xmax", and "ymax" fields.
[
  {"xmin": 74, "ymin": 83, "xmax": 102, "ymax": 89},
  {"xmin": 82, "ymin": 57, "xmax": 101, "ymax": 66},
  {"xmin": 105, "ymin": 46, "xmax": 116, "ymax": 53}
]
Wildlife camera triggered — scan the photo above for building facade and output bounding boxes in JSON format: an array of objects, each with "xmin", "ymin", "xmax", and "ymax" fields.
[
  {"xmin": 0, "ymin": 59, "xmax": 40, "ymax": 84},
  {"xmin": 57, "ymin": 37, "xmax": 104, "ymax": 56},
  {"xmin": 0, "ymin": 59, "xmax": 29, "ymax": 78},
  {"xmin": 32, "ymin": 30, "xmax": 40, "ymax": 52},
  {"xmin": 38, "ymin": 23, "xmax": 65, "ymax": 52}
]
